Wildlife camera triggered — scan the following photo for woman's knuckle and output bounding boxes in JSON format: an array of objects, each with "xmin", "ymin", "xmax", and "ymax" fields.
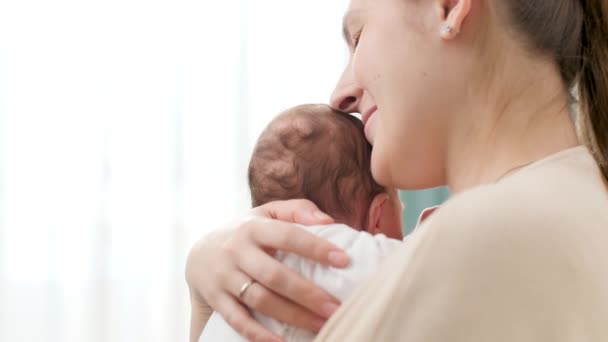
[
  {"xmin": 311, "ymin": 244, "xmax": 329, "ymax": 260},
  {"xmin": 221, "ymin": 232, "xmax": 238, "ymax": 249},
  {"xmin": 247, "ymin": 286, "xmax": 266, "ymax": 309},
  {"xmin": 273, "ymin": 230, "xmax": 292, "ymax": 247},
  {"xmin": 282, "ymin": 306, "xmax": 300, "ymax": 324},
  {"xmin": 264, "ymin": 267, "xmax": 285, "ymax": 288},
  {"xmin": 219, "ymin": 244, "xmax": 238, "ymax": 264},
  {"xmin": 242, "ymin": 217, "xmax": 268, "ymax": 240},
  {"xmin": 224, "ymin": 312, "xmax": 240, "ymax": 330},
  {"xmin": 293, "ymin": 198, "xmax": 314, "ymax": 207},
  {"xmin": 201, "ymin": 285, "xmax": 218, "ymax": 304},
  {"xmin": 243, "ymin": 326, "xmax": 262, "ymax": 342},
  {"xmin": 240, "ymin": 217, "xmax": 254, "ymax": 230},
  {"xmin": 225, "ymin": 315, "xmax": 236, "ymax": 329}
]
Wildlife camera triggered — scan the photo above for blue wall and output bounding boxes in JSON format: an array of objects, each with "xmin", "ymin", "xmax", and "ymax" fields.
[{"xmin": 400, "ymin": 187, "xmax": 450, "ymax": 235}]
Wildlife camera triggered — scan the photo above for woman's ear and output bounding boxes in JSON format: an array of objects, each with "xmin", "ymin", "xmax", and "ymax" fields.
[
  {"xmin": 438, "ymin": 0, "xmax": 472, "ymax": 39},
  {"xmin": 365, "ymin": 193, "xmax": 388, "ymax": 234}
]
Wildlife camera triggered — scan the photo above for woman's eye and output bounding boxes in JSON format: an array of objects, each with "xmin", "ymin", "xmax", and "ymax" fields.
[{"xmin": 352, "ymin": 29, "xmax": 363, "ymax": 50}]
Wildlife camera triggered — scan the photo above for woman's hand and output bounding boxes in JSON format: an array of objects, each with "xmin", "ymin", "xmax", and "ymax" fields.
[{"xmin": 186, "ymin": 199, "xmax": 351, "ymax": 342}]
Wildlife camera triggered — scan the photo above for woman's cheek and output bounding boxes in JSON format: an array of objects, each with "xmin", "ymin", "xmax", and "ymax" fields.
[
  {"xmin": 351, "ymin": 56, "xmax": 366, "ymax": 90},
  {"xmin": 352, "ymin": 35, "xmax": 380, "ymax": 89}
]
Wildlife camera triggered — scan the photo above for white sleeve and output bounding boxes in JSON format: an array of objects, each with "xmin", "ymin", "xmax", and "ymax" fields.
[
  {"xmin": 198, "ymin": 312, "xmax": 247, "ymax": 342},
  {"xmin": 276, "ymin": 224, "xmax": 403, "ymax": 302}
]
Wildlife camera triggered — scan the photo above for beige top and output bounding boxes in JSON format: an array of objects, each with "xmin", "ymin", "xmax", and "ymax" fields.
[{"xmin": 316, "ymin": 146, "xmax": 608, "ymax": 341}]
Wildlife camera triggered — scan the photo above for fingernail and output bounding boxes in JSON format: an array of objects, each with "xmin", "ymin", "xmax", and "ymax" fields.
[
  {"xmin": 328, "ymin": 251, "xmax": 350, "ymax": 267},
  {"xmin": 322, "ymin": 302, "xmax": 340, "ymax": 318},
  {"xmin": 312, "ymin": 318, "xmax": 326, "ymax": 331},
  {"xmin": 313, "ymin": 210, "xmax": 332, "ymax": 221}
]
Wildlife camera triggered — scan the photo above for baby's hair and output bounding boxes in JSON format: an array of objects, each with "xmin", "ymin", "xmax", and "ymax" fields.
[{"xmin": 248, "ymin": 104, "xmax": 385, "ymax": 228}]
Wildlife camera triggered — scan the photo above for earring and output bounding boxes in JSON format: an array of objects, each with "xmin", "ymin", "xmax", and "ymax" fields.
[{"xmin": 442, "ymin": 24, "xmax": 453, "ymax": 34}]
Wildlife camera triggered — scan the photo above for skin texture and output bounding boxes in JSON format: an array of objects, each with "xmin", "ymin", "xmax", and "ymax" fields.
[
  {"xmin": 364, "ymin": 189, "xmax": 404, "ymax": 239},
  {"xmin": 187, "ymin": 0, "xmax": 582, "ymax": 341}
]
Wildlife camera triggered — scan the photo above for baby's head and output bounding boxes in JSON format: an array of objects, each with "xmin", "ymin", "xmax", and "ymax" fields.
[{"xmin": 248, "ymin": 104, "xmax": 403, "ymax": 239}]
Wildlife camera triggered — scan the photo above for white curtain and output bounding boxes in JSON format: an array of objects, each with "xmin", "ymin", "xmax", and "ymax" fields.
[{"xmin": 0, "ymin": 0, "xmax": 348, "ymax": 340}]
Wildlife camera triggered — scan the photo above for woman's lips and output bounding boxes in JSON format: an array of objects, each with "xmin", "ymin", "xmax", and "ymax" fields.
[
  {"xmin": 362, "ymin": 105, "xmax": 378, "ymax": 126},
  {"xmin": 363, "ymin": 107, "xmax": 378, "ymax": 143}
]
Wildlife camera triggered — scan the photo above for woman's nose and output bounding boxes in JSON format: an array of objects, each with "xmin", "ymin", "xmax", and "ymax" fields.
[{"xmin": 330, "ymin": 69, "xmax": 364, "ymax": 113}]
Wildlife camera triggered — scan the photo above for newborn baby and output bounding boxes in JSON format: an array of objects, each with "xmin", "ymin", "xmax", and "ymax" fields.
[
  {"xmin": 249, "ymin": 104, "xmax": 404, "ymax": 238},
  {"xmin": 200, "ymin": 104, "xmax": 404, "ymax": 341}
]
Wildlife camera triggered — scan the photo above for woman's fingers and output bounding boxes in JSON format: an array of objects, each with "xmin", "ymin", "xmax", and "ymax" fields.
[
  {"xmin": 230, "ymin": 271, "xmax": 327, "ymax": 332},
  {"xmin": 187, "ymin": 200, "xmax": 350, "ymax": 339},
  {"xmin": 215, "ymin": 293, "xmax": 284, "ymax": 342},
  {"xmin": 236, "ymin": 245, "xmax": 341, "ymax": 320},
  {"xmin": 254, "ymin": 199, "xmax": 334, "ymax": 225},
  {"xmin": 250, "ymin": 199, "xmax": 349, "ymax": 267},
  {"xmin": 246, "ymin": 218, "xmax": 350, "ymax": 268}
]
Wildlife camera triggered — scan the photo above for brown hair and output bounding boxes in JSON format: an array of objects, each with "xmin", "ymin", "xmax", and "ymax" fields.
[
  {"xmin": 248, "ymin": 104, "xmax": 385, "ymax": 228},
  {"xmin": 503, "ymin": 0, "xmax": 608, "ymax": 180}
]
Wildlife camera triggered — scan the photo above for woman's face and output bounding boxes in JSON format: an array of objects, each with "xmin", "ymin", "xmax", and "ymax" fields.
[{"xmin": 331, "ymin": 0, "xmax": 470, "ymax": 189}]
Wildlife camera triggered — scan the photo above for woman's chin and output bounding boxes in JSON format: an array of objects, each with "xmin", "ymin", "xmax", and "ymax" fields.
[
  {"xmin": 365, "ymin": 131, "xmax": 375, "ymax": 145},
  {"xmin": 364, "ymin": 113, "xmax": 378, "ymax": 144},
  {"xmin": 370, "ymin": 148, "xmax": 392, "ymax": 187}
]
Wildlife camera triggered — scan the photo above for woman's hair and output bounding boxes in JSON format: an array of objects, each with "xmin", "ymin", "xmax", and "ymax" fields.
[{"xmin": 503, "ymin": 0, "xmax": 608, "ymax": 180}]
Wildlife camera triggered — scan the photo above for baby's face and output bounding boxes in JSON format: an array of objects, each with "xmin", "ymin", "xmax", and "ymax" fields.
[{"xmin": 379, "ymin": 188, "xmax": 404, "ymax": 240}]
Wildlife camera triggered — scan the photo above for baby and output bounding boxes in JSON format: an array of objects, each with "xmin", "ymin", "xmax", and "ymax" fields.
[
  {"xmin": 200, "ymin": 104, "xmax": 404, "ymax": 341},
  {"xmin": 248, "ymin": 104, "xmax": 404, "ymax": 239}
]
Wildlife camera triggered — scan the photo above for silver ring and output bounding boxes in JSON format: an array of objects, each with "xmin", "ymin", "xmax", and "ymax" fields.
[{"xmin": 239, "ymin": 280, "xmax": 255, "ymax": 300}]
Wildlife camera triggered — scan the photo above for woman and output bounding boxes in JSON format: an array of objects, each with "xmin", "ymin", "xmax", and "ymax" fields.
[{"xmin": 187, "ymin": 0, "xmax": 608, "ymax": 341}]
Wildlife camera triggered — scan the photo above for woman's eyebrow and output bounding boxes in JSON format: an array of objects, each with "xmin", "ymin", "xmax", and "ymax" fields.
[{"xmin": 342, "ymin": 15, "xmax": 352, "ymax": 46}]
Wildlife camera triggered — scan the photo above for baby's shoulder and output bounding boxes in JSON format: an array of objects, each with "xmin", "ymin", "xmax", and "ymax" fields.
[
  {"xmin": 294, "ymin": 224, "xmax": 360, "ymax": 250},
  {"xmin": 297, "ymin": 223, "xmax": 401, "ymax": 253}
]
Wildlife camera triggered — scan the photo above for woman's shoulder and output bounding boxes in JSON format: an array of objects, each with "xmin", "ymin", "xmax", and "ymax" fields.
[
  {"xmin": 316, "ymin": 148, "xmax": 608, "ymax": 342},
  {"xmin": 442, "ymin": 146, "xmax": 603, "ymax": 218},
  {"xmin": 406, "ymin": 151, "xmax": 608, "ymax": 303},
  {"xmin": 419, "ymin": 146, "xmax": 608, "ymax": 252}
]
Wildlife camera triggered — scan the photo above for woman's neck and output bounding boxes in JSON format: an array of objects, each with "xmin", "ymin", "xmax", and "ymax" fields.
[{"xmin": 446, "ymin": 65, "xmax": 580, "ymax": 193}]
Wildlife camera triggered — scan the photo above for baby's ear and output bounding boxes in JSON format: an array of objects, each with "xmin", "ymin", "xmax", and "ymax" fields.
[{"xmin": 365, "ymin": 193, "xmax": 388, "ymax": 234}]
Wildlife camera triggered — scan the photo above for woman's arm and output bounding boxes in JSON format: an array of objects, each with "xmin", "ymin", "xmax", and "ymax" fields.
[
  {"xmin": 185, "ymin": 199, "xmax": 350, "ymax": 342},
  {"xmin": 188, "ymin": 287, "xmax": 213, "ymax": 342}
]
